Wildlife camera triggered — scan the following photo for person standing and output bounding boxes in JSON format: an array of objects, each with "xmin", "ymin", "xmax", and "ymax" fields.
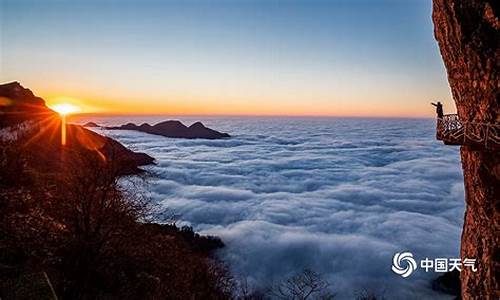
[{"xmin": 431, "ymin": 101, "xmax": 444, "ymax": 118}]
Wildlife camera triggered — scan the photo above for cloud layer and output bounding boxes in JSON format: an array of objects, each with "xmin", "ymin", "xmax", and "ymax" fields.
[{"xmin": 87, "ymin": 116, "xmax": 465, "ymax": 299}]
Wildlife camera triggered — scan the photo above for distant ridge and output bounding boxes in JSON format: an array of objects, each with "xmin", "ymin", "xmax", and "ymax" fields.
[
  {"xmin": 83, "ymin": 121, "xmax": 100, "ymax": 127},
  {"xmin": 103, "ymin": 120, "xmax": 230, "ymax": 139}
]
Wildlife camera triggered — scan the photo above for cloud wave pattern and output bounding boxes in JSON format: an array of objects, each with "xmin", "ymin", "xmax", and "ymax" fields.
[{"xmin": 84, "ymin": 116, "xmax": 465, "ymax": 299}]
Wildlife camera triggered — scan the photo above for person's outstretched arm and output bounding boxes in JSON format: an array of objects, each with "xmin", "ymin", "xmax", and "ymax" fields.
[{"xmin": 430, "ymin": 102, "xmax": 437, "ymax": 107}]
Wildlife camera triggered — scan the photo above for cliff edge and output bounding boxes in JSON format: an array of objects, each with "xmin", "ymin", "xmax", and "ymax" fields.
[
  {"xmin": 432, "ymin": 1, "xmax": 499, "ymax": 298},
  {"xmin": 0, "ymin": 81, "xmax": 154, "ymax": 174}
]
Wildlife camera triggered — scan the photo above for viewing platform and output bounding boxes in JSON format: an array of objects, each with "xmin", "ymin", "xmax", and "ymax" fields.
[{"xmin": 436, "ymin": 114, "xmax": 500, "ymax": 150}]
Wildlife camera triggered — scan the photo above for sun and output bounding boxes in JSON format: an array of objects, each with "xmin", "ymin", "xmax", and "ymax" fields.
[
  {"xmin": 48, "ymin": 102, "xmax": 81, "ymax": 146},
  {"xmin": 50, "ymin": 103, "xmax": 81, "ymax": 116}
]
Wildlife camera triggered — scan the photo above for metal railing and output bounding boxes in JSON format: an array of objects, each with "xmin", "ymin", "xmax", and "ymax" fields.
[{"xmin": 436, "ymin": 114, "xmax": 500, "ymax": 149}]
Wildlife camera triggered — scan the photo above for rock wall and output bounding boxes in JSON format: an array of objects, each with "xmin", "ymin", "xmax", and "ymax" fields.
[{"xmin": 432, "ymin": 1, "xmax": 499, "ymax": 298}]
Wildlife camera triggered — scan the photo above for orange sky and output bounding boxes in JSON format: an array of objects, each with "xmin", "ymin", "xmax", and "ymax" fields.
[
  {"xmin": 42, "ymin": 82, "xmax": 455, "ymax": 118},
  {"xmin": 3, "ymin": 0, "xmax": 457, "ymax": 118}
]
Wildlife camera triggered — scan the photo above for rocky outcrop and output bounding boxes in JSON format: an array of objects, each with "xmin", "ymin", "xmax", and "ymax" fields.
[
  {"xmin": 432, "ymin": 1, "xmax": 499, "ymax": 298},
  {"xmin": 65, "ymin": 124, "xmax": 155, "ymax": 174},
  {"xmin": 0, "ymin": 81, "xmax": 54, "ymax": 128},
  {"xmin": 0, "ymin": 81, "xmax": 45, "ymax": 107},
  {"xmin": 0, "ymin": 82, "xmax": 154, "ymax": 174},
  {"xmin": 107, "ymin": 120, "xmax": 230, "ymax": 139}
]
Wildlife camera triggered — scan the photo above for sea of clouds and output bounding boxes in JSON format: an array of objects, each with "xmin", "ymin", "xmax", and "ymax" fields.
[{"xmin": 83, "ymin": 116, "xmax": 464, "ymax": 299}]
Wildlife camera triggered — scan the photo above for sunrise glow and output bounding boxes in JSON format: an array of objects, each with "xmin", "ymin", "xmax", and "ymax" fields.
[
  {"xmin": 48, "ymin": 103, "xmax": 80, "ymax": 146},
  {"xmin": 1, "ymin": 1, "xmax": 454, "ymax": 118},
  {"xmin": 50, "ymin": 103, "xmax": 81, "ymax": 116}
]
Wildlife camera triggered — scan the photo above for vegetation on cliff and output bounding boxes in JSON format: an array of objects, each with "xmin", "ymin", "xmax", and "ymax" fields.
[{"xmin": 0, "ymin": 82, "xmax": 231, "ymax": 299}]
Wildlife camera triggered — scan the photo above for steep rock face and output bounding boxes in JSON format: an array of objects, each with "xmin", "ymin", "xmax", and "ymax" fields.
[{"xmin": 432, "ymin": 1, "xmax": 499, "ymax": 298}]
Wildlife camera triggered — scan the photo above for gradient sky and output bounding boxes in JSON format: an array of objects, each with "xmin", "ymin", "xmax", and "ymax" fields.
[{"xmin": 0, "ymin": 0, "xmax": 455, "ymax": 117}]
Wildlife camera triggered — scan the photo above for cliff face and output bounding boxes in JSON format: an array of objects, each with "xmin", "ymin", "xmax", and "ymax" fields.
[{"xmin": 432, "ymin": 1, "xmax": 499, "ymax": 298}]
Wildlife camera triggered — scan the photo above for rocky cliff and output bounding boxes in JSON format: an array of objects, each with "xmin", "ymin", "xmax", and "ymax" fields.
[
  {"xmin": 432, "ymin": 1, "xmax": 499, "ymax": 298},
  {"xmin": 0, "ymin": 84, "xmax": 229, "ymax": 298},
  {"xmin": 0, "ymin": 81, "xmax": 154, "ymax": 174},
  {"xmin": 0, "ymin": 81, "xmax": 53, "ymax": 128}
]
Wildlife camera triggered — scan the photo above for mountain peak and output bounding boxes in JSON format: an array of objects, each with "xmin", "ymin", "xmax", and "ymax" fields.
[
  {"xmin": 0, "ymin": 81, "xmax": 53, "ymax": 128},
  {"xmin": 189, "ymin": 121, "xmax": 205, "ymax": 129},
  {"xmin": 106, "ymin": 120, "xmax": 230, "ymax": 139},
  {"xmin": 0, "ymin": 81, "xmax": 45, "ymax": 106},
  {"xmin": 2, "ymin": 81, "xmax": 22, "ymax": 87}
]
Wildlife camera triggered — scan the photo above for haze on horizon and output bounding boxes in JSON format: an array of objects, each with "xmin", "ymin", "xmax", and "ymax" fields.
[{"xmin": 1, "ymin": 0, "xmax": 454, "ymax": 117}]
